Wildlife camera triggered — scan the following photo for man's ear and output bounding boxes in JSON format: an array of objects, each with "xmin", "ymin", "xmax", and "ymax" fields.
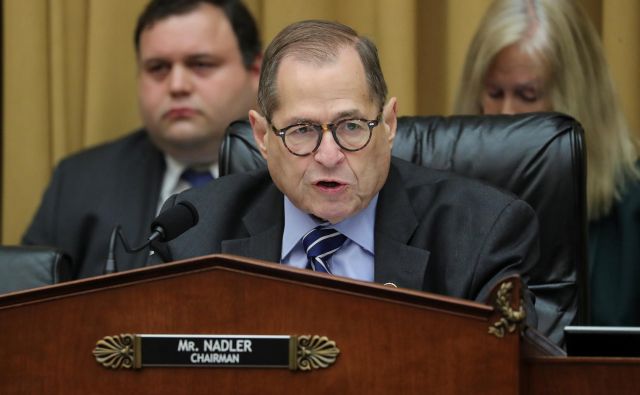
[
  {"xmin": 382, "ymin": 97, "xmax": 398, "ymax": 145},
  {"xmin": 249, "ymin": 109, "xmax": 269, "ymax": 160},
  {"xmin": 249, "ymin": 54, "xmax": 262, "ymax": 91}
]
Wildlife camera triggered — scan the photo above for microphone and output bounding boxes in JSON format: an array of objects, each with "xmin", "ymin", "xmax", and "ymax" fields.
[
  {"xmin": 104, "ymin": 201, "xmax": 199, "ymax": 274},
  {"xmin": 148, "ymin": 201, "xmax": 199, "ymax": 243}
]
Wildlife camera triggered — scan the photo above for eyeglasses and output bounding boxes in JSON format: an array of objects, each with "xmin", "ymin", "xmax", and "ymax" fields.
[{"xmin": 269, "ymin": 112, "xmax": 382, "ymax": 156}]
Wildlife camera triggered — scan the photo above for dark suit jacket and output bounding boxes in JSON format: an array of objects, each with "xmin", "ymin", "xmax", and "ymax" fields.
[
  {"xmin": 589, "ymin": 168, "xmax": 640, "ymax": 326},
  {"xmin": 23, "ymin": 129, "xmax": 165, "ymax": 278},
  {"xmin": 159, "ymin": 157, "xmax": 540, "ymax": 322}
]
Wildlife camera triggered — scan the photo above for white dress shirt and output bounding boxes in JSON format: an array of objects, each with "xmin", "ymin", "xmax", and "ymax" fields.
[{"xmin": 156, "ymin": 154, "xmax": 218, "ymax": 213}]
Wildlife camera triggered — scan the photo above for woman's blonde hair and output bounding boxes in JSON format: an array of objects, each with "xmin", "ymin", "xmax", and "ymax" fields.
[{"xmin": 454, "ymin": 0, "xmax": 639, "ymax": 220}]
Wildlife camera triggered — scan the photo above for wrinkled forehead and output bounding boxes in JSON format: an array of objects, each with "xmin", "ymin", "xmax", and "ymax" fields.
[
  {"xmin": 271, "ymin": 47, "xmax": 377, "ymax": 115},
  {"xmin": 273, "ymin": 49, "xmax": 374, "ymax": 115}
]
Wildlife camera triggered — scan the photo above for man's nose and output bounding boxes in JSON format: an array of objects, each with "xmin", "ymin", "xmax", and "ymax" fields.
[
  {"xmin": 169, "ymin": 66, "xmax": 192, "ymax": 96},
  {"xmin": 313, "ymin": 130, "xmax": 345, "ymax": 167}
]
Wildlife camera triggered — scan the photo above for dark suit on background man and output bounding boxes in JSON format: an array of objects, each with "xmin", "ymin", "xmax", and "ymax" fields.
[
  {"xmin": 23, "ymin": 130, "xmax": 164, "ymax": 278},
  {"xmin": 157, "ymin": 158, "xmax": 539, "ymax": 319},
  {"xmin": 21, "ymin": 0, "xmax": 261, "ymax": 278}
]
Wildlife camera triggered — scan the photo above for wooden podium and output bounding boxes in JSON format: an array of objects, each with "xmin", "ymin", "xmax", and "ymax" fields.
[{"xmin": 0, "ymin": 254, "xmax": 638, "ymax": 394}]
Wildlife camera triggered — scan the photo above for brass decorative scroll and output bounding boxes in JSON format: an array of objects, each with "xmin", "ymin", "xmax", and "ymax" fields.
[
  {"xmin": 296, "ymin": 335, "xmax": 340, "ymax": 371},
  {"xmin": 488, "ymin": 281, "xmax": 526, "ymax": 338},
  {"xmin": 93, "ymin": 334, "xmax": 140, "ymax": 369}
]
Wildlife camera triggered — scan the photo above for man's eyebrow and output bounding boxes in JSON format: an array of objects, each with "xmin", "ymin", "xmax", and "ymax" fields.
[
  {"xmin": 283, "ymin": 117, "xmax": 315, "ymax": 125},
  {"xmin": 334, "ymin": 110, "xmax": 360, "ymax": 119},
  {"xmin": 279, "ymin": 109, "xmax": 364, "ymax": 125},
  {"xmin": 140, "ymin": 53, "xmax": 217, "ymax": 64},
  {"xmin": 185, "ymin": 53, "xmax": 219, "ymax": 61},
  {"xmin": 140, "ymin": 56, "xmax": 174, "ymax": 69},
  {"xmin": 141, "ymin": 57, "xmax": 168, "ymax": 65}
]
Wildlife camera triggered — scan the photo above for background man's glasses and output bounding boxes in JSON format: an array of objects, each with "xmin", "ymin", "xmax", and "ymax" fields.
[{"xmin": 269, "ymin": 112, "xmax": 382, "ymax": 156}]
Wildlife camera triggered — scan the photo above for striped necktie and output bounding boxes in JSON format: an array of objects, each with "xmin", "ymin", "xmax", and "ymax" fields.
[{"xmin": 302, "ymin": 225, "xmax": 347, "ymax": 274}]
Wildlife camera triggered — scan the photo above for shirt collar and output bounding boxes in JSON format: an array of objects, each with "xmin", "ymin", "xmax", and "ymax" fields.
[{"xmin": 157, "ymin": 154, "xmax": 219, "ymax": 213}]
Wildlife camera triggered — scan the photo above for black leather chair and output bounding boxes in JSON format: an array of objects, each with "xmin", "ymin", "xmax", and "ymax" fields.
[
  {"xmin": 0, "ymin": 246, "xmax": 73, "ymax": 294},
  {"xmin": 218, "ymin": 112, "xmax": 588, "ymax": 346}
]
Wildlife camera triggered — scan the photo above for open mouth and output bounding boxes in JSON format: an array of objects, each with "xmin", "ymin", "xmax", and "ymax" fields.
[{"xmin": 317, "ymin": 181, "xmax": 341, "ymax": 188}]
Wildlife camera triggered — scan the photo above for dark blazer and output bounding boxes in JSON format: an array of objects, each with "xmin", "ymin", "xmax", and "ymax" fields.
[
  {"xmin": 159, "ymin": 157, "xmax": 540, "ymax": 320},
  {"xmin": 589, "ymin": 169, "xmax": 640, "ymax": 326},
  {"xmin": 22, "ymin": 129, "xmax": 165, "ymax": 278}
]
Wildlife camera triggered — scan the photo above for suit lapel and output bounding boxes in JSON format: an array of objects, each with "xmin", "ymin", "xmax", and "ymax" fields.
[
  {"xmin": 221, "ymin": 184, "xmax": 284, "ymax": 263},
  {"xmin": 218, "ymin": 162, "xmax": 430, "ymax": 290},
  {"xmin": 116, "ymin": 130, "xmax": 165, "ymax": 272},
  {"xmin": 374, "ymin": 162, "xmax": 430, "ymax": 290}
]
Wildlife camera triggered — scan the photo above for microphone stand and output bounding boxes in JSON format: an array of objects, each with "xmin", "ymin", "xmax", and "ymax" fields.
[
  {"xmin": 104, "ymin": 225, "xmax": 163, "ymax": 274},
  {"xmin": 103, "ymin": 201, "xmax": 198, "ymax": 275}
]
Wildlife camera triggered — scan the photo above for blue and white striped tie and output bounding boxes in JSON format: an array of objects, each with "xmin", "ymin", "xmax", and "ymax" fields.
[{"xmin": 302, "ymin": 225, "xmax": 347, "ymax": 274}]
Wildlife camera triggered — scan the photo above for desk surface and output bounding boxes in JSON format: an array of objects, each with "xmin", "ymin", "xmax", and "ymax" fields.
[{"xmin": 524, "ymin": 356, "xmax": 640, "ymax": 394}]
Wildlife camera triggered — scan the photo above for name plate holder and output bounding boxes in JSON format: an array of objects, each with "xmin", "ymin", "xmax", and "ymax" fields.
[{"xmin": 93, "ymin": 334, "xmax": 339, "ymax": 371}]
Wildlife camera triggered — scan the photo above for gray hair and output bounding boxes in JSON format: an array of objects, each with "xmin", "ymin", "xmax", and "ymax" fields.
[{"xmin": 257, "ymin": 20, "xmax": 387, "ymax": 120}]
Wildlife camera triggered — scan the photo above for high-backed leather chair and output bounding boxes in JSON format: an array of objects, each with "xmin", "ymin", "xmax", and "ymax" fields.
[
  {"xmin": 0, "ymin": 246, "xmax": 73, "ymax": 294},
  {"xmin": 218, "ymin": 112, "xmax": 588, "ymax": 346}
]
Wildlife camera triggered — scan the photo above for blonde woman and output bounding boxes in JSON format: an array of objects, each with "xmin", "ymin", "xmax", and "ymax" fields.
[{"xmin": 454, "ymin": 0, "xmax": 640, "ymax": 326}]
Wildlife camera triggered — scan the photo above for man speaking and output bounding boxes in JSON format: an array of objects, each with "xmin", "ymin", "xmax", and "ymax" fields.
[{"xmin": 155, "ymin": 20, "xmax": 540, "ymax": 322}]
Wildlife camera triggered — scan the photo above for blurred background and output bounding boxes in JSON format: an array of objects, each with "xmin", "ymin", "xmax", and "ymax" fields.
[{"xmin": 2, "ymin": 0, "xmax": 639, "ymax": 244}]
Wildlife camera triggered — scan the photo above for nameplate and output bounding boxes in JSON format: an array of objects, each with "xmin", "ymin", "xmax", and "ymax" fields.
[{"xmin": 93, "ymin": 334, "xmax": 339, "ymax": 371}]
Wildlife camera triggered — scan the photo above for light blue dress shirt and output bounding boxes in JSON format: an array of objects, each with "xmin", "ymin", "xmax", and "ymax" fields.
[{"xmin": 281, "ymin": 195, "xmax": 378, "ymax": 282}]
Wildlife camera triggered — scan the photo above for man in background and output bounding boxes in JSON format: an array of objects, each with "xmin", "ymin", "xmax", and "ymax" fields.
[{"xmin": 23, "ymin": 0, "xmax": 261, "ymax": 278}]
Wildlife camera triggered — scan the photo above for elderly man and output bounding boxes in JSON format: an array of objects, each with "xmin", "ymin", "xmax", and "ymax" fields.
[
  {"xmin": 156, "ymin": 20, "xmax": 539, "ymax": 318},
  {"xmin": 23, "ymin": 0, "xmax": 261, "ymax": 278}
]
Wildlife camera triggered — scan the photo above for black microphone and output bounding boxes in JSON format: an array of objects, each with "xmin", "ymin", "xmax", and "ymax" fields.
[
  {"xmin": 148, "ymin": 201, "xmax": 199, "ymax": 243},
  {"xmin": 104, "ymin": 201, "xmax": 199, "ymax": 274}
]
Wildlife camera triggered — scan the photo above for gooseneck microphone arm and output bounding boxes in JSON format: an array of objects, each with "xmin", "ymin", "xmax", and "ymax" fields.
[
  {"xmin": 104, "ymin": 225, "xmax": 153, "ymax": 274},
  {"xmin": 105, "ymin": 226, "xmax": 121, "ymax": 274},
  {"xmin": 103, "ymin": 201, "xmax": 199, "ymax": 275}
]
